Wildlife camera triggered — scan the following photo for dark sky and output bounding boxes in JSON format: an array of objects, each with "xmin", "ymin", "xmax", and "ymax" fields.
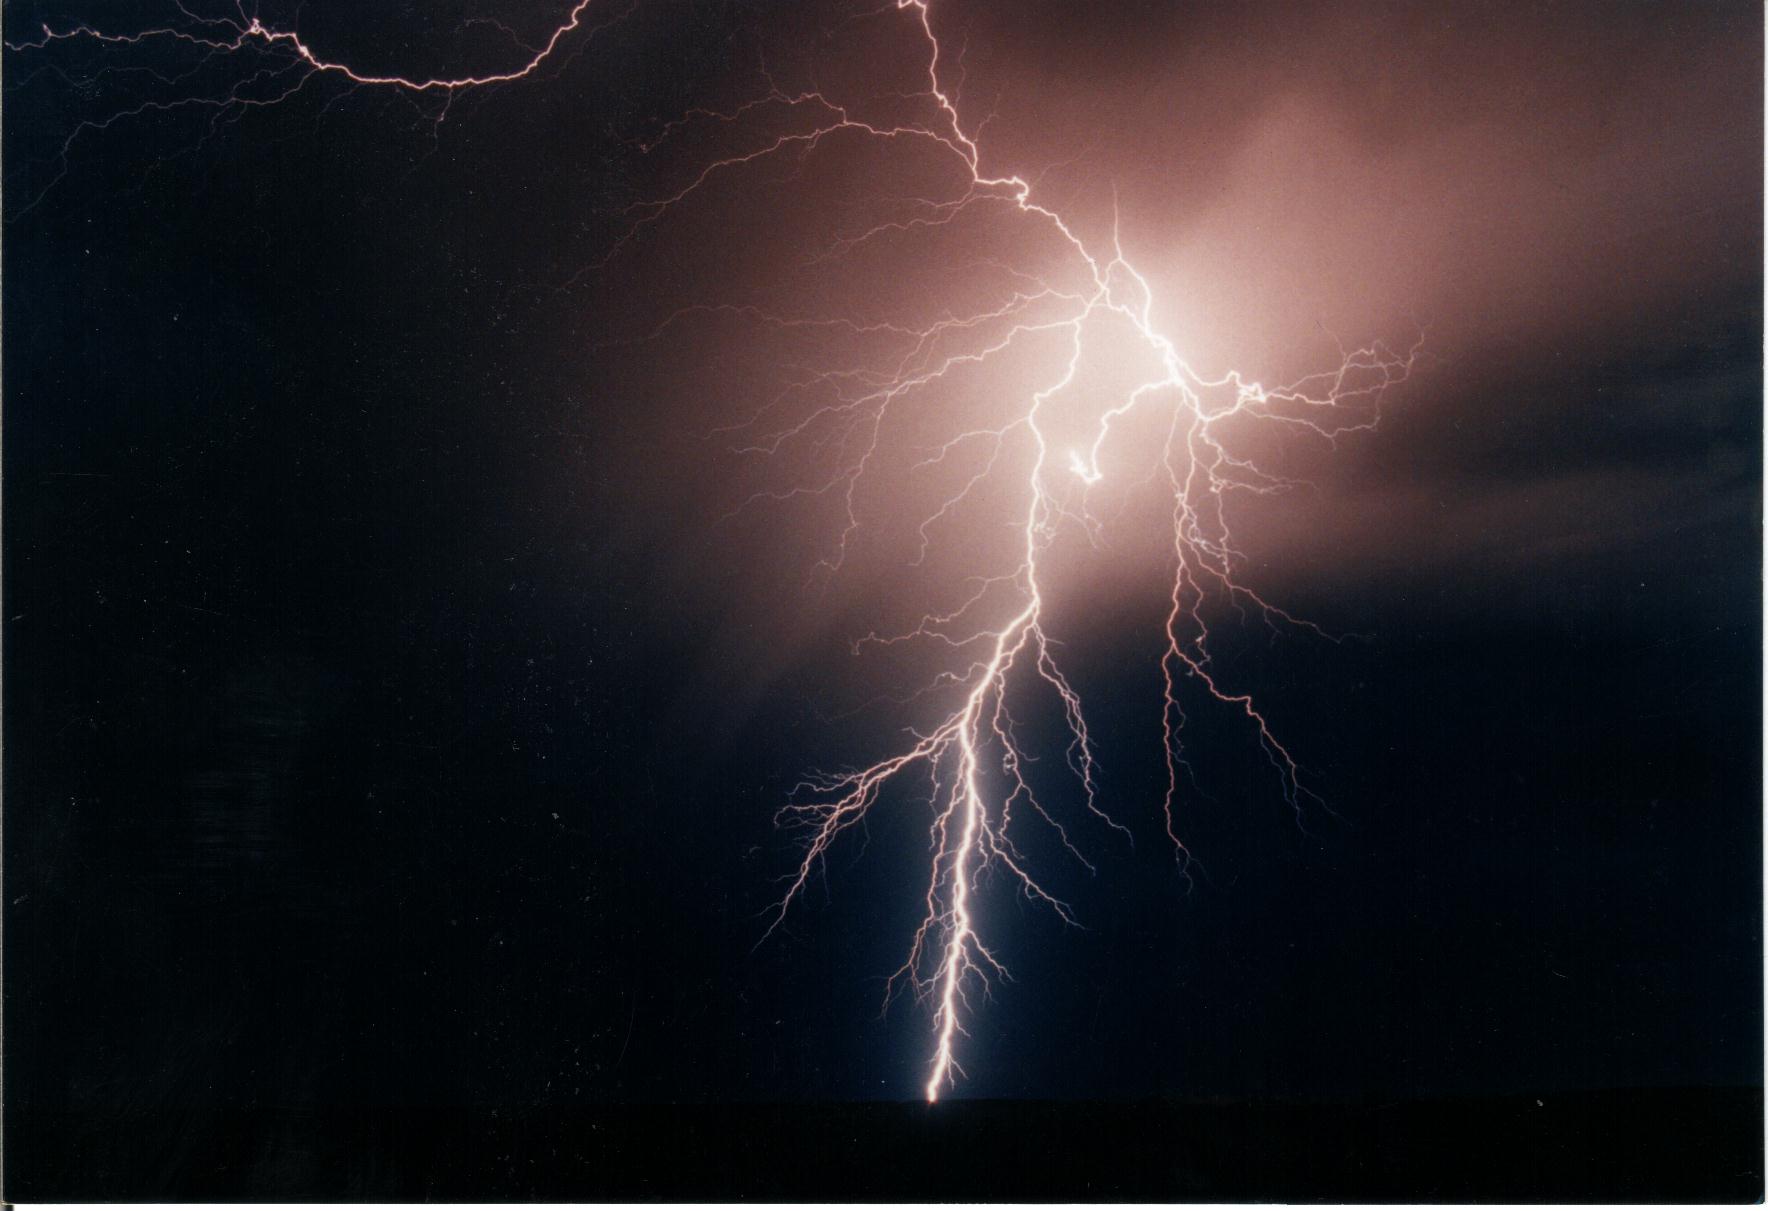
[{"xmin": 4, "ymin": 0, "xmax": 1761, "ymax": 1171}]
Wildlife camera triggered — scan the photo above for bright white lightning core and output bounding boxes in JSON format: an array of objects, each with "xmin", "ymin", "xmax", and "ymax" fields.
[{"xmin": 10, "ymin": 0, "xmax": 1420, "ymax": 1102}]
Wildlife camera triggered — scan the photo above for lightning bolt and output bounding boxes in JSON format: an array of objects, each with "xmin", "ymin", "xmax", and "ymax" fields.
[
  {"xmin": 10, "ymin": 0, "xmax": 1421, "ymax": 1102},
  {"xmin": 701, "ymin": 2, "xmax": 1420, "ymax": 1100}
]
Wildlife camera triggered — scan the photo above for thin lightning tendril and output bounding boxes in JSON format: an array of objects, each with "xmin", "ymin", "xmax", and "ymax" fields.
[{"xmin": 10, "ymin": 0, "xmax": 1421, "ymax": 1102}]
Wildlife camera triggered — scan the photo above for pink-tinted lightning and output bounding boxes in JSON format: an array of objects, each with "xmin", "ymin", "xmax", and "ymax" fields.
[
  {"xmin": 10, "ymin": 2, "xmax": 598, "ymax": 89},
  {"xmin": 10, "ymin": 0, "xmax": 1420, "ymax": 1102},
  {"xmin": 734, "ymin": 1, "xmax": 1417, "ymax": 1100}
]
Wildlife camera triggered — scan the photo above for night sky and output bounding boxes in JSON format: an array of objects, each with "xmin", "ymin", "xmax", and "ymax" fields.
[{"xmin": 5, "ymin": 0, "xmax": 1762, "ymax": 1199}]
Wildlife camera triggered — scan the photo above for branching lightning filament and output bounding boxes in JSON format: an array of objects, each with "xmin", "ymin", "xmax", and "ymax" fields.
[{"xmin": 10, "ymin": 0, "xmax": 1420, "ymax": 1102}]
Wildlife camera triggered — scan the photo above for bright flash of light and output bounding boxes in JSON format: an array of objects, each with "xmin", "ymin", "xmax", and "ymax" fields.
[{"xmin": 9, "ymin": 0, "xmax": 1421, "ymax": 1102}]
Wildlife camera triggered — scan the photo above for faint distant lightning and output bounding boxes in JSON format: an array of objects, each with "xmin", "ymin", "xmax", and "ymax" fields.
[
  {"xmin": 11, "ymin": 1, "xmax": 597, "ymax": 88},
  {"xmin": 3, "ymin": 0, "xmax": 620, "ymax": 215},
  {"xmin": 9, "ymin": 0, "xmax": 1419, "ymax": 1102}
]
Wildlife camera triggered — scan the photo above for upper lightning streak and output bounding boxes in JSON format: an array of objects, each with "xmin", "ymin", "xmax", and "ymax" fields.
[
  {"xmin": 11, "ymin": 2, "xmax": 597, "ymax": 89},
  {"xmin": 10, "ymin": 0, "xmax": 1419, "ymax": 1101},
  {"xmin": 4, "ymin": 1, "xmax": 618, "ymax": 216}
]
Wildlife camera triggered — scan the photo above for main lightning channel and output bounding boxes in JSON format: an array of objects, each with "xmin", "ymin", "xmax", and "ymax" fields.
[{"xmin": 752, "ymin": 0, "xmax": 1416, "ymax": 1101}]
